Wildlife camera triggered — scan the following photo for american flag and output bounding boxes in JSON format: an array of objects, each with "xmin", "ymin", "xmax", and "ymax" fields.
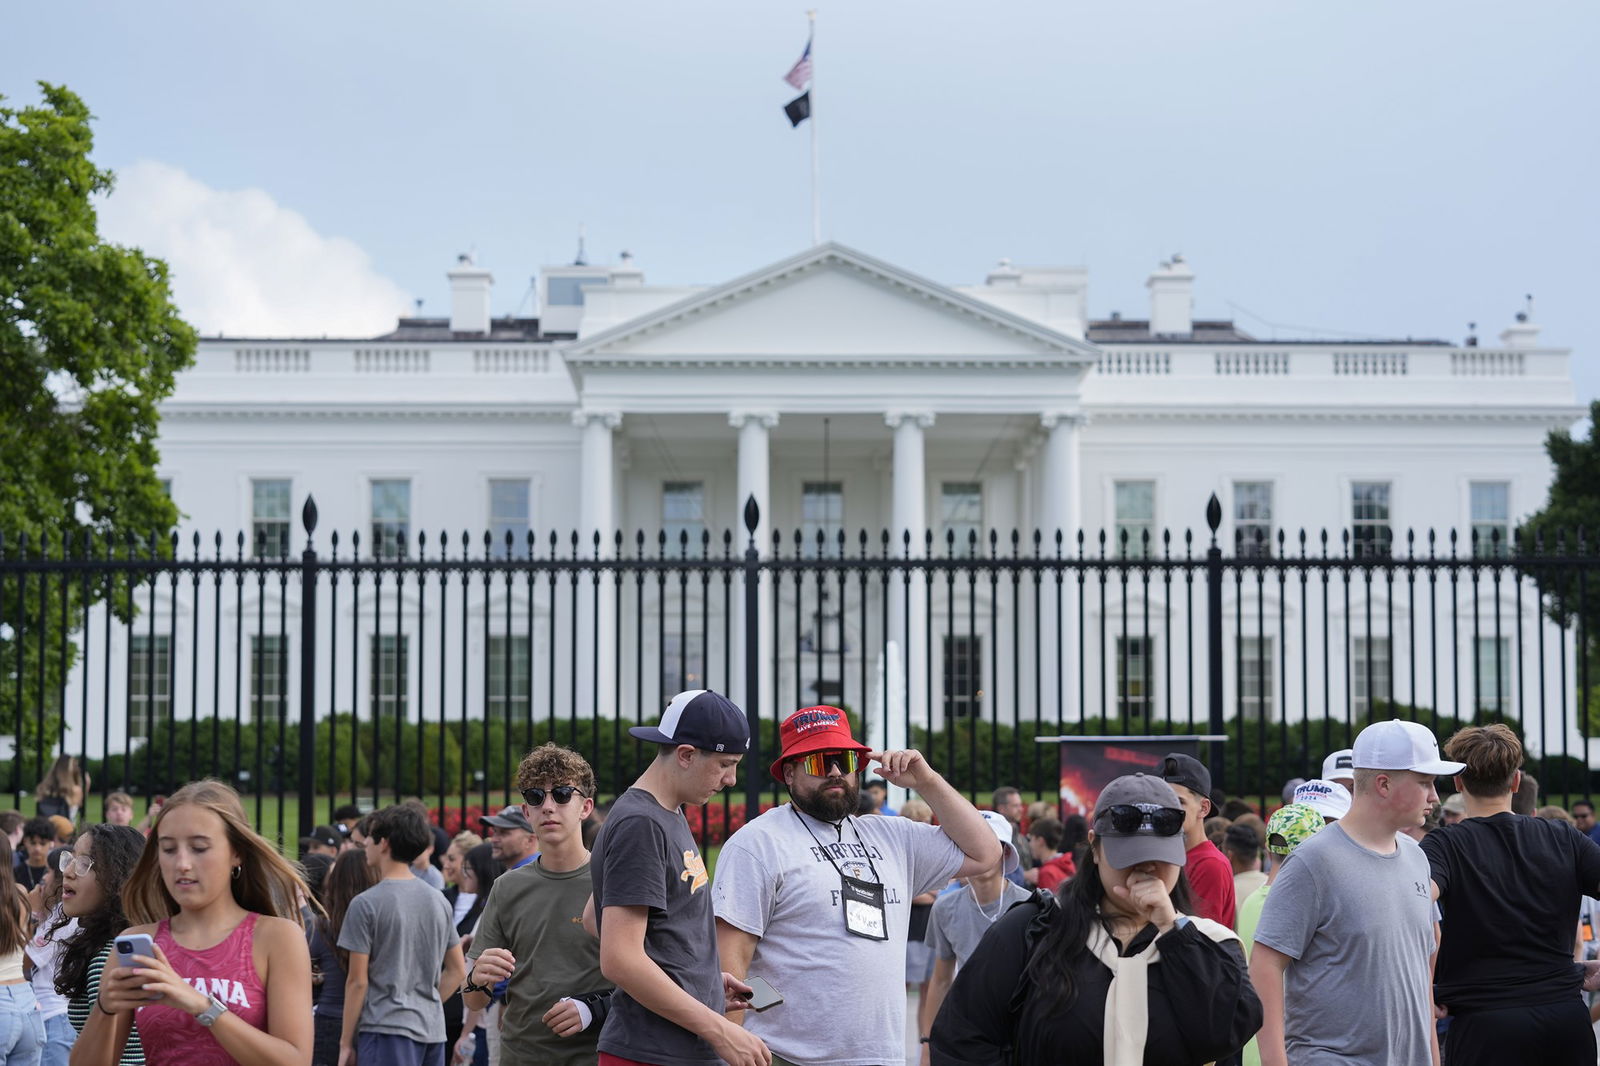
[{"xmin": 784, "ymin": 38, "xmax": 812, "ymax": 90}]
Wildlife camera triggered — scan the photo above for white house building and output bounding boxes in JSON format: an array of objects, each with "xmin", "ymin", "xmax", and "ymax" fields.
[{"xmin": 65, "ymin": 242, "xmax": 1584, "ymax": 769}]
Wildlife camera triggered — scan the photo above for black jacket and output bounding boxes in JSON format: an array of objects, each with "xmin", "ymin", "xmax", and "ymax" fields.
[{"xmin": 930, "ymin": 895, "xmax": 1261, "ymax": 1066}]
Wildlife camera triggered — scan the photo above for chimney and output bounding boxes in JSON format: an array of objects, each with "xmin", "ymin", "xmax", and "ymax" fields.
[
  {"xmin": 1147, "ymin": 254, "xmax": 1194, "ymax": 336},
  {"xmin": 448, "ymin": 253, "xmax": 493, "ymax": 334},
  {"xmin": 611, "ymin": 250, "xmax": 644, "ymax": 288},
  {"xmin": 985, "ymin": 257, "xmax": 1023, "ymax": 287},
  {"xmin": 1499, "ymin": 296, "xmax": 1541, "ymax": 349}
]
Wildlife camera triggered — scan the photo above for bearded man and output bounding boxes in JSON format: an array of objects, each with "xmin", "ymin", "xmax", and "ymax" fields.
[{"xmin": 711, "ymin": 706, "xmax": 999, "ymax": 1066}]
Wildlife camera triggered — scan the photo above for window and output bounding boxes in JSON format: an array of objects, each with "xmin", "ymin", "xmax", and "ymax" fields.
[
  {"xmin": 158, "ymin": 478, "xmax": 173, "ymax": 498},
  {"xmin": 369, "ymin": 635, "xmax": 409, "ymax": 719},
  {"xmin": 1234, "ymin": 482, "xmax": 1273, "ymax": 558},
  {"xmin": 486, "ymin": 636, "xmax": 531, "ymax": 722},
  {"xmin": 1470, "ymin": 481, "xmax": 1511, "ymax": 558},
  {"xmin": 1117, "ymin": 636, "xmax": 1154, "ymax": 718},
  {"xmin": 546, "ymin": 275, "xmax": 607, "ymax": 306},
  {"xmin": 942, "ymin": 636, "xmax": 982, "ymax": 718},
  {"xmin": 127, "ymin": 635, "xmax": 171, "ymax": 741},
  {"xmin": 1351, "ymin": 482, "xmax": 1392, "ymax": 559},
  {"xmin": 1474, "ymin": 637, "xmax": 1511, "ymax": 716},
  {"xmin": 1113, "ymin": 481, "xmax": 1155, "ymax": 557},
  {"xmin": 660, "ymin": 632, "xmax": 706, "ymax": 700},
  {"xmin": 250, "ymin": 635, "xmax": 287, "ymax": 717},
  {"xmin": 1352, "ymin": 636, "xmax": 1392, "ymax": 716},
  {"xmin": 801, "ymin": 481, "xmax": 843, "ymax": 557},
  {"xmin": 371, "ymin": 480, "xmax": 411, "ymax": 558},
  {"xmin": 489, "ymin": 479, "xmax": 531, "ymax": 558},
  {"xmin": 1239, "ymin": 637, "xmax": 1274, "ymax": 720},
  {"xmin": 941, "ymin": 482, "xmax": 984, "ymax": 554},
  {"xmin": 252, "ymin": 479, "xmax": 291, "ymax": 559},
  {"xmin": 662, "ymin": 482, "xmax": 706, "ymax": 551}
]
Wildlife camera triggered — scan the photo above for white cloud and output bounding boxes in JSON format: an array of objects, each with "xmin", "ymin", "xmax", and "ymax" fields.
[{"xmin": 97, "ymin": 160, "xmax": 410, "ymax": 338}]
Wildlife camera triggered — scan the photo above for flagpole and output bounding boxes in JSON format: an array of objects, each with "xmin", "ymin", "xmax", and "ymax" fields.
[{"xmin": 808, "ymin": 9, "xmax": 820, "ymax": 246}]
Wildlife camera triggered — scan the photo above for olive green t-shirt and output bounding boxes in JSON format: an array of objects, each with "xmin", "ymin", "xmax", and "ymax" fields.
[{"xmin": 467, "ymin": 857, "xmax": 609, "ymax": 1065}]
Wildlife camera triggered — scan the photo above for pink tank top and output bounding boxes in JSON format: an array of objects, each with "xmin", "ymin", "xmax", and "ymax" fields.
[{"xmin": 135, "ymin": 913, "xmax": 269, "ymax": 1065}]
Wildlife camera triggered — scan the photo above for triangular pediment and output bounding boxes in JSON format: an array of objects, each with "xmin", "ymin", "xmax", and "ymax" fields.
[{"xmin": 563, "ymin": 243, "xmax": 1100, "ymax": 368}]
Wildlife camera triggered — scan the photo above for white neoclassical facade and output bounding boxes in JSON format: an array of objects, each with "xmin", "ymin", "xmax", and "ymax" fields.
[{"xmin": 65, "ymin": 243, "xmax": 1584, "ymax": 763}]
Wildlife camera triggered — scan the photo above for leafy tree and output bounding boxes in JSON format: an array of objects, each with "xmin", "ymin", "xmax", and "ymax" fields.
[{"xmin": 0, "ymin": 84, "xmax": 195, "ymax": 767}]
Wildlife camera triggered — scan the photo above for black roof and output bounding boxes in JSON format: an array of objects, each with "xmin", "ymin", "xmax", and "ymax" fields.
[
  {"xmin": 370, "ymin": 316, "xmax": 549, "ymax": 343},
  {"xmin": 1087, "ymin": 318, "xmax": 1450, "ymax": 346}
]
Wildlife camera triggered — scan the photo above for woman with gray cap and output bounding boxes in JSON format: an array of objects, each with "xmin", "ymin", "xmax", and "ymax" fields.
[{"xmin": 929, "ymin": 773, "xmax": 1261, "ymax": 1065}]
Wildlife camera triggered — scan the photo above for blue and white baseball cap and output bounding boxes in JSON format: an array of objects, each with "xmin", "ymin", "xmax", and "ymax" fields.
[{"xmin": 629, "ymin": 689, "xmax": 751, "ymax": 754}]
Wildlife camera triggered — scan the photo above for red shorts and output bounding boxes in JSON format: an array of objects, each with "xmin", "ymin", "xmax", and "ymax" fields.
[{"xmin": 599, "ymin": 1056, "xmax": 661, "ymax": 1066}]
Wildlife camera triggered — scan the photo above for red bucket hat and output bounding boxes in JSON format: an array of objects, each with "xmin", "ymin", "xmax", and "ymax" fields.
[{"xmin": 770, "ymin": 705, "xmax": 872, "ymax": 784}]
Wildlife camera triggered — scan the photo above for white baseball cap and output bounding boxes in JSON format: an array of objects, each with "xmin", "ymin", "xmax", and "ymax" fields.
[
  {"xmin": 1321, "ymin": 749, "xmax": 1355, "ymax": 783},
  {"xmin": 1293, "ymin": 779, "xmax": 1352, "ymax": 820},
  {"xmin": 978, "ymin": 810, "xmax": 1022, "ymax": 874},
  {"xmin": 1352, "ymin": 719, "xmax": 1465, "ymax": 776}
]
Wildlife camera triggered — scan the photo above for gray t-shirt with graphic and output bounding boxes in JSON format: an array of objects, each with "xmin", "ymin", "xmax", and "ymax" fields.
[
  {"xmin": 1254, "ymin": 823, "xmax": 1436, "ymax": 1066},
  {"xmin": 713, "ymin": 805, "xmax": 965, "ymax": 1066},
  {"xmin": 926, "ymin": 880, "xmax": 1032, "ymax": 968},
  {"xmin": 338, "ymin": 875, "xmax": 456, "ymax": 1044}
]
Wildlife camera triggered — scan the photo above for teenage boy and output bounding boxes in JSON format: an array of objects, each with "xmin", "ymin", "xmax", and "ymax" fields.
[
  {"xmin": 1251, "ymin": 719, "xmax": 1461, "ymax": 1066},
  {"xmin": 18, "ymin": 817, "xmax": 53, "ymax": 890},
  {"xmin": 463, "ymin": 743, "xmax": 613, "ymax": 1066},
  {"xmin": 1160, "ymin": 753, "xmax": 1236, "ymax": 926},
  {"xmin": 591, "ymin": 689, "xmax": 768, "ymax": 1066},
  {"xmin": 339, "ymin": 804, "xmax": 466, "ymax": 1066},
  {"xmin": 1024, "ymin": 817, "xmax": 1075, "ymax": 891},
  {"xmin": 919, "ymin": 810, "xmax": 1027, "ymax": 1058}
]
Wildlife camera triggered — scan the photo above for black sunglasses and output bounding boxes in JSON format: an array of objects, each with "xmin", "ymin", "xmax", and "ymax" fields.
[
  {"xmin": 1095, "ymin": 803, "xmax": 1185, "ymax": 837},
  {"xmin": 520, "ymin": 785, "xmax": 587, "ymax": 806}
]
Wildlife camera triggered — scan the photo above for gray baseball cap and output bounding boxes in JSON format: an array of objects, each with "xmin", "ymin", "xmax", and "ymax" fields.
[{"xmin": 1092, "ymin": 773, "xmax": 1189, "ymax": 869}]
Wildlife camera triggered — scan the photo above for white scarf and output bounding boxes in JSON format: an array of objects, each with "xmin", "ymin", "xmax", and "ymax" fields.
[{"xmin": 1087, "ymin": 914, "xmax": 1239, "ymax": 1066}]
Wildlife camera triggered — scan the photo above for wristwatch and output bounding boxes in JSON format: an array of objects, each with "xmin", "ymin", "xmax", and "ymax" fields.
[{"xmin": 196, "ymin": 994, "xmax": 229, "ymax": 1028}]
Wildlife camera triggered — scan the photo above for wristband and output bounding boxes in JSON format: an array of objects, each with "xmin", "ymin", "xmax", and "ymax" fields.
[
  {"xmin": 95, "ymin": 996, "xmax": 114, "ymax": 1016},
  {"xmin": 462, "ymin": 970, "xmax": 491, "ymax": 995}
]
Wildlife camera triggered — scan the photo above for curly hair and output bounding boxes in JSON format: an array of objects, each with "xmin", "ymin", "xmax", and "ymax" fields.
[
  {"xmin": 53, "ymin": 824, "xmax": 146, "ymax": 1000},
  {"xmin": 123, "ymin": 779, "xmax": 314, "ymax": 925},
  {"xmin": 514, "ymin": 743, "xmax": 597, "ymax": 797}
]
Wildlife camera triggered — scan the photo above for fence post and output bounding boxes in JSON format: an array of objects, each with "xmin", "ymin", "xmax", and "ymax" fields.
[
  {"xmin": 1205, "ymin": 495, "xmax": 1226, "ymax": 790},
  {"xmin": 297, "ymin": 496, "xmax": 319, "ymax": 843},
  {"xmin": 742, "ymin": 495, "xmax": 762, "ymax": 818}
]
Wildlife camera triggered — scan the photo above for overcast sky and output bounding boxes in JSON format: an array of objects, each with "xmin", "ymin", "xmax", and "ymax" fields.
[{"xmin": 4, "ymin": 2, "xmax": 1596, "ymax": 404}]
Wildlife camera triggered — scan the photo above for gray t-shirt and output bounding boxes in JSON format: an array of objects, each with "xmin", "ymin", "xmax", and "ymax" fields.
[
  {"xmin": 712, "ymin": 804, "xmax": 965, "ymax": 1066},
  {"xmin": 592, "ymin": 788, "xmax": 723, "ymax": 1066},
  {"xmin": 338, "ymin": 875, "xmax": 456, "ymax": 1044},
  {"xmin": 926, "ymin": 880, "xmax": 1032, "ymax": 969},
  {"xmin": 1254, "ymin": 824, "xmax": 1436, "ymax": 1066}
]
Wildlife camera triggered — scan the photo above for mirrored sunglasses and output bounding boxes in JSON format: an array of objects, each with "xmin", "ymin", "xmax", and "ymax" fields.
[
  {"xmin": 1095, "ymin": 803, "xmax": 1185, "ymax": 837},
  {"xmin": 519, "ymin": 785, "xmax": 586, "ymax": 806},
  {"xmin": 795, "ymin": 750, "xmax": 863, "ymax": 777}
]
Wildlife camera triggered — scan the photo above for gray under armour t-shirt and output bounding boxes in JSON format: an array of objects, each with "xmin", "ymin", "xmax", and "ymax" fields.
[
  {"xmin": 1254, "ymin": 823, "xmax": 1436, "ymax": 1066},
  {"xmin": 926, "ymin": 879, "xmax": 1032, "ymax": 969}
]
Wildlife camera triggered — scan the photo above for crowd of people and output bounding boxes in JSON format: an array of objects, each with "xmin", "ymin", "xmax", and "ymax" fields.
[{"xmin": 10, "ymin": 702, "xmax": 1600, "ymax": 1066}]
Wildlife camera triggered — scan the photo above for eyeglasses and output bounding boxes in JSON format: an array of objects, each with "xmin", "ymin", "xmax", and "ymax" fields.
[
  {"xmin": 57, "ymin": 852, "xmax": 94, "ymax": 877},
  {"xmin": 794, "ymin": 750, "xmax": 862, "ymax": 777},
  {"xmin": 1095, "ymin": 803, "xmax": 1185, "ymax": 837},
  {"xmin": 519, "ymin": 785, "xmax": 587, "ymax": 807}
]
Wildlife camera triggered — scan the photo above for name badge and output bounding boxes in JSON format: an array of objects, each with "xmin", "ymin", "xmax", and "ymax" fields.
[{"xmin": 840, "ymin": 874, "xmax": 888, "ymax": 941}]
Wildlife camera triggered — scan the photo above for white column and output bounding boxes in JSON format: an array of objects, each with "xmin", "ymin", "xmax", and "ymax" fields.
[
  {"xmin": 730, "ymin": 411, "xmax": 777, "ymax": 720},
  {"xmin": 885, "ymin": 412, "xmax": 933, "ymax": 794},
  {"xmin": 573, "ymin": 410, "xmax": 621, "ymax": 718},
  {"xmin": 1040, "ymin": 410, "xmax": 1086, "ymax": 724}
]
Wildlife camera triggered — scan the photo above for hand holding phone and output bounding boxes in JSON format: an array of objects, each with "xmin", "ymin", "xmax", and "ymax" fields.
[
  {"xmin": 741, "ymin": 975, "xmax": 783, "ymax": 1012},
  {"xmin": 113, "ymin": 934, "xmax": 163, "ymax": 999}
]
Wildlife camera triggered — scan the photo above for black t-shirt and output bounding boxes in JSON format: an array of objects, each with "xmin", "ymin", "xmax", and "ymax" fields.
[
  {"xmin": 17, "ymin": 864, "xmax": 46, "ymax": 891},
  {"xmin": 1422, "ymin": 812, "xmax": 1600, "ymax": 1011},
  {"xmin": 590, "ymin": 787, "xmax": 722, "ymax": 1066}
]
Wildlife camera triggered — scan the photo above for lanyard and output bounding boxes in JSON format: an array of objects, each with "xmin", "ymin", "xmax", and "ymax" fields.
[
  {"xmin": 793, "ymin": 806, "xmax": 889, "ymax": 941},
  {"xmin": 791, "ymin": 807, "xmax": 883, "ymax": 885}
]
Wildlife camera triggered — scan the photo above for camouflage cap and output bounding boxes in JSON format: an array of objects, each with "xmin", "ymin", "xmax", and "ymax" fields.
[{"xmin": 1266, "ymin": 802, "xmax": 1326, "ymax": 857}]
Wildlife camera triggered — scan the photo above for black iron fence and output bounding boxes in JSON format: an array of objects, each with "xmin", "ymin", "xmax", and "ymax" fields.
[{"xmin": 1, "ymin": 495, "xmax": 1597, "ymax": 848}]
